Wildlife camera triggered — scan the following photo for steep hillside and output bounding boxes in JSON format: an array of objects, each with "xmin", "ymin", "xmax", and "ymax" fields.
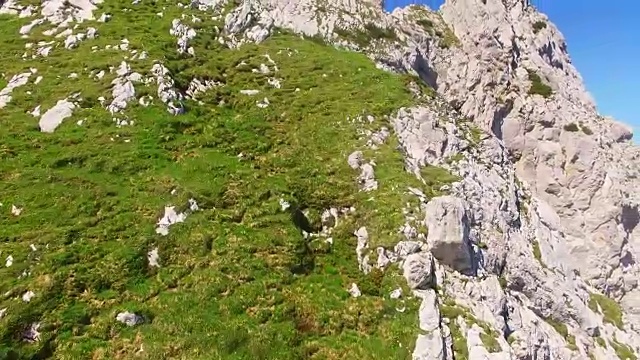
[{"xmin": 0, "ymin": 0, "xmax": 639, "ymax": 359}]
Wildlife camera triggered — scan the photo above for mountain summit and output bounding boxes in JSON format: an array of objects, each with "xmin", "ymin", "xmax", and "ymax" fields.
[{"xmin": 1, "ymin": 0, "xmax": 639, "ymax": 359}]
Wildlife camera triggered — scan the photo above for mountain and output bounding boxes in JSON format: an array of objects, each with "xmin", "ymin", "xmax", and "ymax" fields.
[{"xmin": 0, "ymin": 0, "xmax": 639, "ymax": 359}]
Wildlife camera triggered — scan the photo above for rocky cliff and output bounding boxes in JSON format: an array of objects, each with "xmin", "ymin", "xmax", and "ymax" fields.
[{"xmin": 0, "ymin": 0, "xmax": 638, "ymax": 359}]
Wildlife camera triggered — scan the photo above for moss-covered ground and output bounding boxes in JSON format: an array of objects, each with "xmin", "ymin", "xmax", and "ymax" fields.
[{"xmin": 0, "ymin": 0, "xmax": 460, "ymax": 358}]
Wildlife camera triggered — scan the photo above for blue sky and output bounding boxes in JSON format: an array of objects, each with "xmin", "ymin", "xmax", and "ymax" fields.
[{"xmin": 385, "ymin": 0, "xmax": 640, "ymax": 135}]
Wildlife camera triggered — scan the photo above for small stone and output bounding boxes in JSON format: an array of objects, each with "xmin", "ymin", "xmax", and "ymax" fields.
[
  {"xmin": 148, "ymin": 247, "xmax": 160, "ymax": 267},
  {"xmin": 348, "ymin": 283, "xmax": 361, "ymax": 297},
  {"xmin": 116, "ymin": 311, "xmax": 144, "ymax": 326},
  {"xmin": 22, "ymin": 290, "xmax": 35, "ymax": 302},
  {"xmin": 240, "ymin": 89, "xmax": 260, "ymax": 95},
  {"xmin": 22, "ymin": 323, "xmax": 40, "ymax": 343},
  {"xmin": 279, "ymin": 199, "xmax": 290, "ymax": 211},
  {"xmin": 11, "ymin": 205, "xmax": 22, "ymax": 216}
]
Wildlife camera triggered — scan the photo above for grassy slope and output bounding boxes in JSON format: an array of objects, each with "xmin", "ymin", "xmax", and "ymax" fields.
[{"xmin": 0, "ymin": 0, "xmax": 456, "ymax": 359}]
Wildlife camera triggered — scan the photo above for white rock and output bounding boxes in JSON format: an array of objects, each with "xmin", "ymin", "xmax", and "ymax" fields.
[
  {"xmin": 39, "ymin": 99, "xmax": 76, "ymax": 133},
  {"xmin": 155, "ymin": 206, "xmax": 187, "ymax": 236},
  {"xmin": 403, "ymin": 252, "xmax": 434, "ymax": 290},
  {"xmin": 0, "ymin": 72, "xmax": 31, "ymax": 108},
  {"xmin": 148, "ymin": 247, "xmax": 160, "ymax": 267},
  {"xmin": 116, "ymin": 311, "xmax": 144, "ymax": 326},
  {"xmin": 390, "ymin": 288, "xmax": 403, "ymax": 299},
  {"xmin": 279, "ymin": 199, "xmax": 290, "ymax": 211},
  {"xmin": 22, "ymin": 290, "xmax": 35, "ymax": 302},
  {"xmin": 348, "ymin": 283, "xmax": 361, "ymax": 297},
  {"xmin": 240, "ymin": 89, "xmax": 260, "ymax": 95},
  {"xmin": 11, "ymin": 205, "xmax": 22, "ymax": 216}
]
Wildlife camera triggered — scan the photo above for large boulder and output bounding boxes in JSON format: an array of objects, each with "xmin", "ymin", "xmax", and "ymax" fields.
[{"xmin": 423, "ymin": 196, "xmax": 474, "ymax": 274}]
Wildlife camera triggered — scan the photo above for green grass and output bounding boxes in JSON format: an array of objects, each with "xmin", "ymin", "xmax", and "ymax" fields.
[
  {"xmin": 468, "ymin": 125, "xmax": 484, "ymax": 146},
  {"xmin": 445, "ymin": 152, "xmax": 464, "ymax": 164},
  {"xmin": 0, "ymin": 0, "xmax": 465, "ymax": 358},
  {"xmin": 479, "ymin": 332, "xmax": 501, "ymax": 353},
  {"xmin": 544, "ymin": 318, "xmax": 568, "ymax": 338},
  {"xmin": 563, "ymin": 123, "xmax": 580, "ymax": 132},
  {"xmin": 334, "ymin": 23, "xmax": 398, "ymax": 48},
  {"xmin": 498, "ymin": 276, "xmax": 507, "ymax": 289},
  {"xmin": 437, "ymin": 26, "xmax": 460, "ymax": 49},
  {"xmin": 532, "ymin": 240, "xmax": 548, "ymax": 269},
  {"xmin": 544, "ymin": 318, "xmax": 577, "ymax": 351},
  {"xmin": 565, "ymin": 121, "xmax": 594, "ymax": 135},
  {"xmin": 580, "ymin": 123, "xmax": 594, "ymax": 135},
  {"xmin": 440, "ymin": 299, "xmax": 502, "ymax": 356},
  {"xmin": 416, "ymin": 19, "xmax": 434, "ymax": 32},
  {"xmin": 447, "ymin": 319, "xmax": 469, "ymax": 360},
  {"xmin": 589, "ymin": 293, "xmax": 624, "ymax": 329},
  {"xmin": 526, "ymin": 69, "xmax": 553, "ymax": 98},
  {"xmin": 407, "ymin": 8, "xmax": 460, "ymax": 49},
  {"xmin": 611, "ymin": 339, "xmax": 637, "ymax": 360}
]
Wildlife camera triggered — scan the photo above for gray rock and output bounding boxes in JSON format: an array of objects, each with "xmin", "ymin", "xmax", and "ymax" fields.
[
  {"xmin": 347, "ymin": 151, "xmax": 363, "ymax": 169},
  {"xmin": 394, "ymin": 241, "xmax": 423, "ymax": 258},
  {"xmin": 150, "ymin": 63, "xmax": 184, "ymax": 115},
  {"xmin": 0, "ymin": 72, "xmax": 32, "ymax": 108},
  {"xmin": 39, "ymin": 99, "xmax": 75, "ymax": 133},
  {"xmin": 147, "ymin": 247, "xmax": 160, "ymax": 268},
  {"xmin": 170, "ymin": 19, "xmax": 196, "ymax": 55},
  {"xmin": 354, "ymin": 226, "xmax": 371, "ymax": 274},
  {"xmin": 357, "ymin": 163, "xmax": 378, "ymax": 192},
  {"xmin": 417, "ymin": 289, "xmax": 440, "ymax": 332},
  {"xmin": 412, "ymin": 330, "xmax": 445, "ymax": 360},
  {"xmin": 116, "ymin": 311, "xmax": 144, "ymax": 327},
  {"xmin": 22, "ymin": 323, "xmax": 40, "ymax": 343},
  {"xmin": 423, "ymin": 196, "xmax": 474, "ymax": 274},
  {"xmin": 403, "ymin": 252, "xmax": 435, "ymax": 290}
]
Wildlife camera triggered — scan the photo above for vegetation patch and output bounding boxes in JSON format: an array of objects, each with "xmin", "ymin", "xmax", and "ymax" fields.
[
  {"xmin": 544, "ymin": 317, "xmax": 578, "ymax": 351},
  {"xmin": 589, "ymin": 293, "xmax": 624, "ymax": 329},
  {"xmin": 498, "ymin": 275, "xmax": 508, "ymax": 289},
  {"xmin": 611, "ymin": 339, "xmax": 637, "ymax": 360},
  {"xmin": 420, "ymin": 165, "xmax": 461, "ymax": 199},
  {"xmin": 531, "ymin": 240, "xmax": 548, "ymax": 268},
  {"xmin": 0, "ymin": 0, "xmax": 459, "ymax": 357},
  {"xmin": 445, "ymin": 152, "xmax": 464, "ymax": 164},
  {"xmin": 563, "ymin": 122, "xmax": 580, "ymax": 132},
  {"xmin": 416, "ymin": 19, "xmax": 435, "ymax": 34},
  {"xmin": 467, "ymin": 125, "xmax": 484, "ymax": 146},
  {"xmin": 532, "ymin": 20, "xmax": 548, "ymax": 34},
  {"xmin": 438, "ymin": 24, "xmax": 461, "ymax": 49},
  {"xmin": 440, "ymin": 299, "xmax": 502, "ymax": 355},
  {"xmin": 579, "ymin": 121, "xmax": 594, "ymax": 135},
  {"xmin": 401, "ymin": 73, "xmax": 437, "ymax": 97},
  {"xmin": 526, "ymin": 69, "xmax": 553, "ymax": 98}
]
